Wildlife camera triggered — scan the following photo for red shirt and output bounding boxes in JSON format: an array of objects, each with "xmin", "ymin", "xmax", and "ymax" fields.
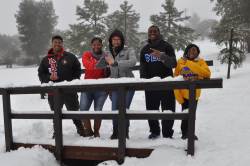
[{"xmin": 82, "ymin": 51, "xmax": 106, "ymax": 79}]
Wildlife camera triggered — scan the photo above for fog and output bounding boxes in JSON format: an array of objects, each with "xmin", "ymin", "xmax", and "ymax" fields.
[{"xmin": 0, "ymin": 0, "xmax": 218, "ymax": 35}]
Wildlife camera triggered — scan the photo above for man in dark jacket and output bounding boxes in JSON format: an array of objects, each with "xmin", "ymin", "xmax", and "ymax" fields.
[
  {"xmin": 140, "ymin": 25, "xmax": 177, "ymax": 139},
  {"xmin": 38, "ymin": 35, "xmax": 84, "ymax": 138}
]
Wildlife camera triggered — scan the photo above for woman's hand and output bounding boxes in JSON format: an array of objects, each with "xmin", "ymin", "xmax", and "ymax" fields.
[{"xmin": 105, "ymin": 55, "xmax": 115, "ymax": 66}]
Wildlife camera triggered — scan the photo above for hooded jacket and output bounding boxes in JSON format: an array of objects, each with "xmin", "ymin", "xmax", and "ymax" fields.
[
  {"xmin": 107, "ymin": 30, "xmax": 137, "ymax": 78},
  {"xmin": 140, "ymin": 38, "xmax": 177, "ymax": 79},
  {"xmin": 174, "ymin": 44, "xmax": 211, "ymax": 104},
  {"xmin": 38, "ymin": 48, "xmax": 81, "ymax": 83}
]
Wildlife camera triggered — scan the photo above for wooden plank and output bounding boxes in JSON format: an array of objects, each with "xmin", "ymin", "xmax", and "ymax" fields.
[
  {"xmin": 127, "ymin": 112, "xmax": 189, "ymax": 120},
  {"xmin": 5, "ymin": 78, "xmax": 223, "ymax": 94},
  {"xmin": 13, "ymin": 143, "xmax": 153, "ymax": 160},
  {"xmin": 11, "ymin": 112, "xmax": 53, "ymax": 119},
  {"xmin": 63, "ymin": 146, "xmax": 117, "ymax": 160},
  {"xmin": 62, "ymin": 112, "xmax": 118, "ymax": 120}
]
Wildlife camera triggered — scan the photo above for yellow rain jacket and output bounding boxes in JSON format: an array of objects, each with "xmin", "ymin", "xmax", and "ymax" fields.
[{"xmin": 174, "ymin": 57, "xmax": 211, "ymax": 104}]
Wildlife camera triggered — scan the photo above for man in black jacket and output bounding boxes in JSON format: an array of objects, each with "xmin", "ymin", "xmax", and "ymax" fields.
[
  {"xmin": 140, "ymin": 25, "xmax": 177, "ymax": 139},
  {"xmin": 38, "ymin": 35, "xmax": 84, "ymax": 138}
]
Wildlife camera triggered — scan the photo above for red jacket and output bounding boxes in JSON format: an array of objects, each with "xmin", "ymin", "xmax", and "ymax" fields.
[{"xmin": 82, "ymin": 51, "xmax": 106, "ymax": 79}]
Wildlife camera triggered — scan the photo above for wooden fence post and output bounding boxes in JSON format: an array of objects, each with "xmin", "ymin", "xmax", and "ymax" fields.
[
  {"xmin": 187, "ymin": 83, "xmax": 197, "ymax": 156},
  {"xmin": 54, "ymin": 88, "xmax": 63, "ymax": 162},
  {"xmin": 2, "ymin": 90, "xmax": 13, "ymax": 151},
  {"xmin": 117, "ymin": 88, "xmax": 127, "ymax": 164}
]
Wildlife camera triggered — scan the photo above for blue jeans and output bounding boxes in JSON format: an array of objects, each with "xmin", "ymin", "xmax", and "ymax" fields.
[
  {"xmin": 80, "ymin": 91, "xmax": 108, "ymax": 111},
  {"xmin": 111, "ymin": 91, "xmax": 135, "ymax": 134}
]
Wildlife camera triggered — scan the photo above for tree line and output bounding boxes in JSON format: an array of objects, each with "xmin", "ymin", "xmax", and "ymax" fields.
[{"xmin": 0, "ymin": 0, "xmax": 250, "ymax": 69}]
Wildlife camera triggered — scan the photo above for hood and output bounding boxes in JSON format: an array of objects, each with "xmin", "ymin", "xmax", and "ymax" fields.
[
  {"xmin": 109, "ymin": 29, "xmax": 125, "ymax": 57},
  {"xmin": 183, "ymin": 44, "xmax": 200, "ymax": 60}
]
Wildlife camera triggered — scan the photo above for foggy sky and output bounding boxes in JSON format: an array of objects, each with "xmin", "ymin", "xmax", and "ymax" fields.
[{"xmin": 0, "ymin": 0, "xmax": 218, "ymax": 35}]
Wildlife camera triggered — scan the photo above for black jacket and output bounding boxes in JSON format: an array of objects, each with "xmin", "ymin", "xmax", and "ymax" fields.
[
  {"xmin": 140, "ymin": 39, "xmax": 177, "ymax": 79},
  {"xmin": 38, "ymin": 51, "xmax": 81, "ymax": 83}
]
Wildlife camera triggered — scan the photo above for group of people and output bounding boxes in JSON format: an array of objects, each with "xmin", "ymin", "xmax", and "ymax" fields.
[{"xmin": 38, "ymin": 25, "xmax": 211, "ymax": 140}]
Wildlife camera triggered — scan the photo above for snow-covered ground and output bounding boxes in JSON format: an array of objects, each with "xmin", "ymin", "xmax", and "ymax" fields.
[{"xmin": 0, "ymin": 40, "xmax": 250, "ymax": 166}]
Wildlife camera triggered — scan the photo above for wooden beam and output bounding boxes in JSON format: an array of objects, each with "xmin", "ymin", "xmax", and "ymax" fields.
[
  {"xmin": 5, "ymin": 78, "xmax": 223, "ymax": 94},
  {"xmin": 13, "ymin": 143, "xmax": 153, "ymax": 161}
]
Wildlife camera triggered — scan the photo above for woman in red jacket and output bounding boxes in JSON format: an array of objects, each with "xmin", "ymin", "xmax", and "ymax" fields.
[{"xmin": 80, "ymin": 37, "xmax": 108, "ymax": 137}]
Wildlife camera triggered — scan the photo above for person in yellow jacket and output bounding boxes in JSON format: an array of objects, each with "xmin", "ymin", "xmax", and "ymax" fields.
[{"xmin": 174, "ymin": 44, "xmax": 211, "ymax": 140}]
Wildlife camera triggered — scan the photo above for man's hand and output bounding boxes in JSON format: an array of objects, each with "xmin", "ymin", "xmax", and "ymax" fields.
[
  {"xmin": 50, "ymin": 74, "xmax": 59, "ymax": 81},
  {"xmin": 150, "ymin": 48, "xmax": 162, "ymax": 58}
]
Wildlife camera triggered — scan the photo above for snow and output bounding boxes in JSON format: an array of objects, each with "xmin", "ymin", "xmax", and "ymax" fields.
[
  {"xmin": 0, "ymin": 39, "xmax": 250, "ymax": 165},
  {"xmin": 0, "ymin": 146, "xmax": 59, "ymax": 166}
]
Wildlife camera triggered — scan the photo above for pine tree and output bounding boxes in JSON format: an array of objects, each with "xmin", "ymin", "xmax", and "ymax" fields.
[
  {"xmin": 15, "ymin": 0, "xmax": 57, "ymax": 64},
  {"xmin": 65, "ymin": 0, "xmax": 108, "ymax": 55},
  {"xmin": 105, "ymin": 0, "xmax": 140, "ymax": 56},
  {"xmin": 186, "ymin": 13, "xmax": 201, "ymax": 30},
  {"xmin": 0, "ymin": 34, "xmax": 21, "ymax": 68},
  {"xmin": 239, "ymin": 0, "xmax": 250, "ymax": 53},
  {"xmin": 210, "ymin": 0, "xmax": 247, "ymax": 68},
  {"xmin": 150, "ymin": 0, "xmax": 197, "ymax": 51},
  {"xmin": 195, "ymin": 19, "xmax": 218, "ymax": 39}
]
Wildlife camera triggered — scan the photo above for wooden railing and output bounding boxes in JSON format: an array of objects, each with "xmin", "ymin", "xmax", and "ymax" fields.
[{"xmin": 0, "ymin": 77, "xmax": 222, "ymax": 164}]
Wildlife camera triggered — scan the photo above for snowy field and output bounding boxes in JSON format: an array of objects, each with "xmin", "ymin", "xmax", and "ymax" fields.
[{"xmin": 0, "ymin": 40, "xmax": 250, "ymax": 166}]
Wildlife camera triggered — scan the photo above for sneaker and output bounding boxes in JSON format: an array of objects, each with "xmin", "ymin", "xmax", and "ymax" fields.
[
  {"xmin": 126, "ymin": 132, "xmax": 129, "ymax": 139},
  {"xmin": 94, "ymin": 131, "xmax": 100, "ymax": 138},
  {"xmin": 181, "ymin": 134, "xmax": 187, "ymax": 140},
  {"xmin": 163, "ymin": 135, "xmax": 173, "ymax": 139},
  {"xmin": 148, "ymin": 133, "xmax": 160, "ymax": 139},
  {"xmin": 52, "ymin": 132, "xmax": 55, "ymax": 139},
  {"xmin": 110, "ymin": 133, "xmax": 118, "ymax": 140},
  {"xmin": 83, "ymin": 129, "xmax": 94, "ymax": 137}
]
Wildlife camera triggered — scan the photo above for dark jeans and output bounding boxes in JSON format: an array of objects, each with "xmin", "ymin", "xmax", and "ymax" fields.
[
  {"xmin": 48, "ymin": 92, "xmax": 79, "ymax": 111},
  {"xmin": 111, "ymin": 91, "xmax": 135, "ymax": 134},
  {"xmin": 181, "ymin": 99, "xmax": 198, "ymax": 136},
  {"xmin": 145, "ymin": 90, "xmax": 176, "ymax": 137},
  {"xmin": 48, "ymin": 92, "xmax": 81, "ymax": 132}
]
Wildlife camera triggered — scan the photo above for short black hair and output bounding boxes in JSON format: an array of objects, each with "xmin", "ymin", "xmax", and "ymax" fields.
[
  {"xmin": 148, "ymin": 25, "xmax": 160, "ymax": 33},
  {"xmin": 91, "ymin": 37, "xmax": 102, "ymax": 44},
  {"xmin": 52, "ymin": 35, "xmax": 63, "ymax": 42}
]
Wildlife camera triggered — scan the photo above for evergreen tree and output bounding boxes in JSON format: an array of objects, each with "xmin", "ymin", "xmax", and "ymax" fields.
[
  {"xmin": 0, "ymin": 34, "xmax": 21, "ymax": 68},
  {"xmin": 150, "ymin": 0, "xmax": 197, "ymax": 51},
  {"xmin": 15, "ymin": 0, "xmax": 57, "ymax": 64},
  {"xmin": 195, "ymin": 19, "xmax": 218, "ymax": 39},
  {"xmin": 239, "ymin": 0, "xmax": 250, "ymax": 52},
  {"xmin": 186, "ymin": 13, "xmax": 201, "ymax": 30},
  {"xmin": 210, "ymin": 0, "xmax": 247, "ymax": 68},
  {"xmin": 105, "ymin": 0, "xmax": 140, "ymax": 56},
  {"xmin": 66, "ymin": 0, "xmax": 108, "ymax": 55}
]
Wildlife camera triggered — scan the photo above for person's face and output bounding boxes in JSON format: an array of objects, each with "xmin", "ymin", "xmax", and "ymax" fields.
[
  {"xmin": 111, "ymin": 36, "xmax": 122, "ymax": 48},
  {"xmin": 52, "ymin": 39, "xmax": 63, "ymax": 52},
  {"xmin": 148, "ymin": 27, "xmax": 160, "ymax": 41},
  {"xmin": 188, "ymin": 47, "xmax": 199, "ymax": 59},
  {"xmin": 91, "ymin": 40, "xmax": 103, "ymax": 54}
]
